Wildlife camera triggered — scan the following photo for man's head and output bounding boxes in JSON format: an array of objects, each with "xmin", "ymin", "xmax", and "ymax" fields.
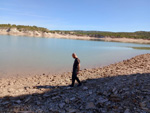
[{"xmin": 72, "ymin": 53, "xmax": 77, "ymax": 59}]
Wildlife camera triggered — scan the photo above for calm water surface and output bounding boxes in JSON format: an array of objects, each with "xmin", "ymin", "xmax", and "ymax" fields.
[{"xmin": 0, "ymin": 35, "xmax": 150, "ymax": 77}]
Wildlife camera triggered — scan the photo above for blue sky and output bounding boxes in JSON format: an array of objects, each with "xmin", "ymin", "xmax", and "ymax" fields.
[{"xmin": 0, "ymin": 0, "xmax": 150, "ymax": 32}]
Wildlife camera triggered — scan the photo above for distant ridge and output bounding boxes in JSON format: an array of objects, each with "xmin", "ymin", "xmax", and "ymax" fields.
[{"xmin": 0, "ymin": 24, "xmax": 150, "ymax": 40}]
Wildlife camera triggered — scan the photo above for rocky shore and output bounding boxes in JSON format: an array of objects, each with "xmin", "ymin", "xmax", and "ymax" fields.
[
  {"xmin": 0, "ymin": 28, "xmax": 99, "ymax": 40},
  {"xmin": 0, "ymin": 53, "xmax": 150, "ymax": 113},
  {"xmin": 100, "ymin": 37, "xmax": 150, "ymax": 44},
  {"xmin": 1, "ymin": 28, "xmax": 150, "ymax": 44}
]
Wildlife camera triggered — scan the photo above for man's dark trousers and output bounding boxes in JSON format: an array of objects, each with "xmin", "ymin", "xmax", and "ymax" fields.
[{"xmin": 71, "ymin": 70, "xmax": 81, "ymax": 86}]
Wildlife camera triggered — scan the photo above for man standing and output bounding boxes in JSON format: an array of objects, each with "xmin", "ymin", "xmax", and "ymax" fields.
[{"xmin": 70, "ymin": 53, "xmax": 82, "ymax": 87}]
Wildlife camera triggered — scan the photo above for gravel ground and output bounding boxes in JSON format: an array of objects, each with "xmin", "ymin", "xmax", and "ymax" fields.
[{"xmin": 0, "ymin": 54, "xmax": 150, "ymax": 113}]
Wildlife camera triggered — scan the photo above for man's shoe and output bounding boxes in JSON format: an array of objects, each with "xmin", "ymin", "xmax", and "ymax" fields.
[
  {"xmin": 69, "ymin": 85, "xmax": 74, "ymax": 87},
  {"xmin": 77, "ymin": 83, "xmax": 82, "ymax": 87}
]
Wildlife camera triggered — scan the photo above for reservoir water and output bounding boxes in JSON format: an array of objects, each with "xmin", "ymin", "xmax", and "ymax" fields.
[{"xmin": 0, "ymin": 35, "xmax": 150, "ymax": 77}]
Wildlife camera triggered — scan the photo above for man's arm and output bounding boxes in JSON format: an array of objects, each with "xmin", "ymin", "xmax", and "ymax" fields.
[
  {"xmin": 78, "ymin": 63, "xmax": 80, "ymax": 71},
  {"xmin": 77, "ymin": 63, "xmax": 80, "ymax": 74}
]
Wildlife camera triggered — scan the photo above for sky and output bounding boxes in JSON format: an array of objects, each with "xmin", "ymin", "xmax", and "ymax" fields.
[{"xmin": 0, "ymin": 0, "xmax": 150, "ymax": 32}]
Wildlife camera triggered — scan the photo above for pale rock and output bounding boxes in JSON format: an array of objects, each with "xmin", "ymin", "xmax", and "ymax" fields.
[
  {"xmin": 14, "ymin": 100, "xmax": 22, "ymax": 104},
  {"xmin": 2, "ymin": 101, "xmax": 9, "ymax": 105},
  {"xmin": 24, "ymin": 96, "xmax": 32, "ymax": 103},
  {"xmin": 66, "ymin": 87, "xmax": 72, "ymax": 90},
  {"xmin": 83, "ymin": 86, "xmax": 88, "ymax": 90},
  {"xmin": 140, "ymin": 101, "xmax": 146, "ymax": 108},
  {"xmin": 52, "ymin": 96, "xmax": 60, "ymax": 100},
  {"xmin": 88, "ymin": 90, "xmax": 93, "ymax": 95},
  {"xmin": 68, "ymin": 109, "xmax": 78, "ymax": 113},
  {"xmin": 86, "ymin": 102, "xmax": 96, "ymax": 109},
  {"xmin": 70, "ymin": 97, "xmax": 76, "ymax": 101},
  {"xmin": 112, "ymin": 87, "xmax": 117, "ymax": 92},
  {"xmin": 98, "ymin": 97, "xmax": 108, "ymax": 103},
  {"xmin": 141, "ymin": 107, "xmax": 150, "ymax": 111},
  {"xmin": 43, "ymin": 93, "xmax": 50, "ymax": 97},
  {"xmin": 124, "ymin": 109, "xmax": 130, "ymax": 113},
  {"xmin": 65, "ymin": 98, "xmax": 70, "ymax": 104},
  {"xmin": 59, "ymin": 103, "xmax": 65, "ymax": 109}
]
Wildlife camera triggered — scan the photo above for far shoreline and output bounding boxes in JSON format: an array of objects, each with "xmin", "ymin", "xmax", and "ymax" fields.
[{"xmin": 0, "ymin": 30, "xmax": 150, "ymax": 44}]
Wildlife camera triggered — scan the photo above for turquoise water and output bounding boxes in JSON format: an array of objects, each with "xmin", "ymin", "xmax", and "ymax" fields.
[{"xmin": 0, "ymin": 35, "xmax": 150, "ymax": 77}]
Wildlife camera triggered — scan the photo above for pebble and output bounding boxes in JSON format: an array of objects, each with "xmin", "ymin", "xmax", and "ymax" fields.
[
  {"xmin": 124, "ymin": 109, "xmax": 130, "ymax": 113},
  {"xmin": 68, "ymin": 109, "xmax": 78, "ymax": 113},
  {"xmin": 86, "ymin": 102, "xmax": 96, "ymax": 109},
  {"xmin": 65, "ymin": 98, "xmax": 70, "ymax": 104},
  {"xmin": 14, "ymin": 100, "xmax": 22, "ymax": 104},
  {"xmin": 70, "ymin": 97, "xmax": 76, "ymax": 101},
  {"xmin": 88, "ymin": 91, "xmax": 93, "ymax": 95},
  {"xmin": 98, "ymin": 97, "xmax": 108, "ymax": 103},
  {"xmin": 52, "ymin": 96, "xmax": 60, "ymax": 100},
  {"xmin": 82, "ymin": 86, "xmax": 88, "ymax": 90},
  {"xmin": 59, "ymin": 103, "xmax": 65, "ymax": 109}
]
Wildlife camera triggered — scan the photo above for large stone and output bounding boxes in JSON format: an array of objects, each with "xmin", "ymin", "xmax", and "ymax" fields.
[
  {"xmin": 83, "ymin": 86, "xmax": 88, "ymax": 90},
  {"xmin": 86, "ymin": 102, "xmax": 96, "ymax": 109},
  {"xmin": 43, "ymin": 93, "xmax": 50, "ymax": 98},
  {"xmin": 1, "ymin": 101, "xmax": 9, "ymax": 105},
  {"xmin": 24, "ymin": 96, "xmax": 32, "ymax": 103},
  {"xmin": 68, "ymin": 109, "xmax": 78, "ymax": 113},
  {"xmin": 124, "ymin": 109, "xmax": 130, "ymax": 113},
  {"xmin": 70, "ymin": 97, "xmax": 76, "ymax": 101},
  {"xmin": 88, "ymin": 91, "xmax": 93, "ymax": 95},
  {"xmin": 59, "ymin": 103, "xmax": 65, "ymax": 109},
  {"xmin": 14, "ymin": 100, "xmax": 22, "ymax": 104},
  {"xmin": 139, "ymin": 101, "xmax": 146, "ymax": 108},
  {"xmin": 65, "ymin": 98, "xmax": 70, "ymax": 104},
  {"xmin": 52, "ymin": 96, "xmax": 60, "ymax": 100},
  {"xmin": 98, "ymin": 97, "xmax": 109, "ymax": 103}
]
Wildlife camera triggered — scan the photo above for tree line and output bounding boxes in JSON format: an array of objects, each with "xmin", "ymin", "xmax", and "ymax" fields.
[
  {"xmin": 54, "ymin": 30, "xmax": 150, "ymax": 39},
  {"xmin": 0, "ymin": 24, "xmax": 150, "ymax": 39},
  {"xmin": 0, "ymin": 24, "xmax": 49, "ymax": 32}
]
